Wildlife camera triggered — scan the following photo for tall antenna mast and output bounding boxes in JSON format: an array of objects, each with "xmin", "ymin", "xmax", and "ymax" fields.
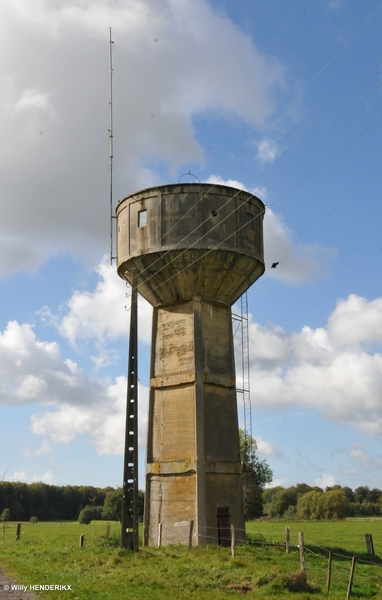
[{"xmin": 109, "ymin": 27, "xmax": 115, "ymax": 263}]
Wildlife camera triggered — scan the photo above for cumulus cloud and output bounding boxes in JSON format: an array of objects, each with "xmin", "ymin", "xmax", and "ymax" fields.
[
  {"xmin": 314, "ymin": 474, "xmax": 336, "ymax": 489},
  {"xmin": 206, "ymin": 175, "xmax": 248, "ymax": 191},
  {"xmin": 266, "ymin": 478, "xmax": 292, "ymax": 488},
  {"xmin": 6, "ymin": 469, "xmax": 57, "ymax": 485},
  {"xmin": 57, "ymin": 258, "xmax": 152, "ymax": 347},
  {"xmin": 264, "ymin": 209, "xmax": 337, "ymax": 282},
  {"xmin": 43, "ymin": 258, "xmax": 153, "ymax": 368},
  {"xmin": 328, "ymin": 294, "xmax": 382, "ymax": 346},
  {"xmin": 0, "ymin": 0, "xmax": 284, "ymax": 277},
  {"xmin": 248, "ymin": 293, "xmax": 382, "ymax": 436},
  {"xmin": 255, "ymin": 137, "xmax": 279, "ymax": 164},
  {"xmin": 0, "ymin": 310, "xmax": 149, "ymax": 453},
  {"xmin": 255, "ymin": 435, "xmax": 284, "ymax": 459},
  {"xmin": 0, "ymin": 319, "xmax": 109, "ymax": 407},
  {"xmin": 30, "ymin": 378, "xmax": 149, "ymax": 453}
]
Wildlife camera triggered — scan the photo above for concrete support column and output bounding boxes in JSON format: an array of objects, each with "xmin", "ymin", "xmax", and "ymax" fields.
[{"xmin": 143, "ymin": 297, "xmax": 245, "ymax": 546}]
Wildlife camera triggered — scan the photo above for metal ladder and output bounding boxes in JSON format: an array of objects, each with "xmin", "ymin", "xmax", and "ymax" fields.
[
  {"xmin": 240, "ymin": 292, "xmax": 252, "ymax": 440},
  {"xmin": 232, "ymin": 291, "xmax": 252, "ymax": 440}
]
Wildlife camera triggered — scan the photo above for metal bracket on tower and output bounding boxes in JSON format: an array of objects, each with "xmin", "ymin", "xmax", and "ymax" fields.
[{"xmin": 121, "ymin": 270, "xmax": 139, "ymax": 550}]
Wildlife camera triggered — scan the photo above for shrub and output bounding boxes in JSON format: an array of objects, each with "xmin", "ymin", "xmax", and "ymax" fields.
[{"xmin": 78, "ymin": 505, "xmax": 103, "ymax": 525}]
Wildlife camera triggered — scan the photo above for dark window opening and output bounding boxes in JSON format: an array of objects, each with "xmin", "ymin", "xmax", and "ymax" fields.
[
  {"xmin": 247, "ymin": 212, "xmax": 254, "ymax": 229},
  {"xmin": 211, "ymin": 210, "xmax": 218, "ymax": 217},
  {"xmin": 138, "ymin": 209, "xmax": 147, "ymax": 227}
]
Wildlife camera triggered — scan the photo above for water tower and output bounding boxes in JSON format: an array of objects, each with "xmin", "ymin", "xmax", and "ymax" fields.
[{"xmin": 116, "ymin": 182, "xmax": 265, "ymax": 546}]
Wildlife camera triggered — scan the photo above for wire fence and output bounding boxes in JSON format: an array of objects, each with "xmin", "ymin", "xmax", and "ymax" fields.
[{"xmin": 151, "ymin": 521, "xmax": 382, "ymax": 598}]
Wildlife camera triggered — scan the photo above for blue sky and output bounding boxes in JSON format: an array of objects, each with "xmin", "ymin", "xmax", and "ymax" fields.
[{"xmin": 1, "ymin": 0, "xmax": 382, "ymax": 492}]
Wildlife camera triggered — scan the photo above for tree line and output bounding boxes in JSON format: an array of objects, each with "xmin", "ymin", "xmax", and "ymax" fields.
[
  {"xmin": 0, "ymin": 481, "xmax": 126, "ymax": 522},
  {"xmin": 1, "ymin": 433, "xmax": 380, "ymax": 523},
  {"xmin": 262, "ymin": 484, "xmax": 382, "ymax": 520}
]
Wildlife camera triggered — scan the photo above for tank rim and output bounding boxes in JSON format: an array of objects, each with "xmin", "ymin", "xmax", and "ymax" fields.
[{"xmin": 115, "ymin": 181, "xmax": 265, "ymax": 212}]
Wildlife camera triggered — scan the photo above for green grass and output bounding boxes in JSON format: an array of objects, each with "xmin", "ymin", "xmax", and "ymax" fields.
[
  {"xmin": 0, "ymin": 520, "xmax": 381, "ymax": 599},
  {"xmin": 247, "ymin": 518, "xmax": 382, "ymax": 555}
]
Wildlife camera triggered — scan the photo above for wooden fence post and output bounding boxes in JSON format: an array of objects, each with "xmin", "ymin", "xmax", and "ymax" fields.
[
  {"xmin": 157, "ymin": 523, "xmax": 162, "ymax": 547},
  {"xmin": 326, "ymin": 551, "xmax": 333, "ymax": 593},
  {"xmin": 231, "ymin": 524, "xmax": 235, "ymax": 558},
  {"xmin": 15, "ymin": 523, "xmax": 21, "ymax": 541},
  {"xmin": 298, "ymin": 532, "xmax": 306, "ymax": 582},
  {"xmin": 285, "ymin": 526, "xmax": 290, "ymax": 554},
  {"xmin": 79, "ymin": 534, "xmax": 84, "ymax": 548},
  {"xmin": 365, "ymin": 534, "xmax": 374, "ymax": 556},
  {"xmin": 2, "ymin": 523, "xmax": 5, "ymax": 540},
  {"xmin": 188, "ymin": 520, "xmax": 194, "ymax": 549},
  {"xmin": 106, "ymin": 524, "xmax": 111, "ymax": 538},
  {"xmin": 346, "ymin": 556, "xmax": 356, "ymax": 600}
]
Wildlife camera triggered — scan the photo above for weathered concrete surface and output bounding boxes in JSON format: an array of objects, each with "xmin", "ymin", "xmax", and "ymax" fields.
[
  {"xmin": 116, "ymin": 183, "xmax": 265, "ymax": 306},
  {"xmin": 116, "ymin": 183, "xmax": 265, "ymax": 546}
]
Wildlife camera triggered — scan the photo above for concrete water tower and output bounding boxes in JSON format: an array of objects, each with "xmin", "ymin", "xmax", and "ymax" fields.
[{"xmin": 116, "ymin": 183, "xmax": 265, "ymax": 546}]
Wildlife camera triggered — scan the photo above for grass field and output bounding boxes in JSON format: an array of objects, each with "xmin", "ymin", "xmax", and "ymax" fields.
[{"xmin": 0, "ymin": 519, "xmax": 381, "ymax": 599}]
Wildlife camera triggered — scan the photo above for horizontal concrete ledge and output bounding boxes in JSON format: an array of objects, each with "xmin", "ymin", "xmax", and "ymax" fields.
[
  {"xmin": 146, "ymin": 460, "xmax": 197, "ymax": 475},
  {"xmin": 151, "ymin": 372, "xmax": 195, "ymax": 388},
  {"xmin": 203, "ymin": 373, "xmax": 236, "ymax": 388},
  {"xmin": 146, "ymin": 460, "xmax": 242, "ymax": 476},
  {"xmin": 205, "ymin": 460, "xmax": 242, "ymax": 474},
  {"xmin": 150, "ymin": 373, "xmax": 235, "ymax": 389}
]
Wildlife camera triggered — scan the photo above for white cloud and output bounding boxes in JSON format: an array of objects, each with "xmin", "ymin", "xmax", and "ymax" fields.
[
  {"xmin": 15, "ymin": 88, "xmax": 53, "ymax": 113},
  {"xmin": 314, "ymin": 474, "xmax": 336, "ymax": 489},
  {"xmin": 56, "ymin": 257, "xmax": 153, "ymax": 349},
  {"xmin": 328, "ymin": 294, "xmax": 382, "ymax": 346},
  {"xmin": 255, "ymin": 435, "xmax": 284, "ymax": 459},
  {"xmin": 255, "ymin": 137, "xmax": 279, "ymax": 164},
  {"xmin": 30, "ymin": 378, "xmax": 149, "ymax": 454},
  {"xmin": 0, "ymin": 0, "xmax": 284, "ymax": 277},
  {"xmin": 0, "ymin": 319, "xmax": 110, "ymax": 407},
  {"xmin": 32, "ymin": 470, "xmax": 57, "ymax": 484},
  {"xmin": 11, "ymin": 470, "xmax": 27, "ymax": 482},
  {"xmin": 266, "ymin": 478, "xmax": 292, "ymax": 488},
  {"xmin": 206, "ymin": 175, "xmax": 248, "ymax": 191},
  {"xmin": 24, "ymin": 440, "xmax": 52, "ymax": 458},
  {"xmin": 264, "ymin": 209, "xmax": 337, "ymax": 283},
  {"xmin": 6, "ymin": 469, "xmax": 57, "ymax": 484},
  {"xmin": 248, "ymin": 294, "xmax": 382, "ymax": 436}
]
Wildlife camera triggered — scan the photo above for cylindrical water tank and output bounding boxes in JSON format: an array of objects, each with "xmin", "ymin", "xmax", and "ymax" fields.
[{"xmin": 116, "ymin": 183, "xmax": 265, "ymax": 306}]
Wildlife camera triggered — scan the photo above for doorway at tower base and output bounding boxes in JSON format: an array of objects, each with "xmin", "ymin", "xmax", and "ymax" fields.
[{"xmin": 144, "ymin": 471, "xmax": 245, "ymax": 546}]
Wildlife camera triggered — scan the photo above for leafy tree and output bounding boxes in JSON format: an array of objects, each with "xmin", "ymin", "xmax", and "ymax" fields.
[
  {"xmin": 341, "ymin": 486, "xmax": 355, "ymax": 503},
  {"xmin": 262, "ymin": 486, "xmax": 284, "ymax": 507},
  {"xmin": 78, "ymin": 505, "xmax": 103, "ymax": 525},
  {"xmin": 354, "ymin": 486, "xmax": 369, "ymax": 503},
  {"xmin": 102, "ymin": 489, "xmax": 122, "ymax": 521},
  {"xmin": 239, "ymin": 430, "xmax": 273, "ymax": 520},
  {"xmin": 322, "ymin": 490, "xmax": 350, "ymax": 520},
  {"xmin": 269, "ymin": 487, "xmax": 298, "ymax": 518},
  {"xmin": 367, "ymin": 488, "xmax": 382, "ymax": 503},
  {"xmin": 30, "ymin": 516, "xmax": 39, "ymax": 525},
  {"xmin": 295, "ymin": 483, "xmax": 313, "ymax": 498},
  {"xmin": 0, "ymin": 508, "xmax": 11, "ymax": 522},
  {"xmin": 297, "ymin": 490, "xmax": 324, "ymax": 520},
  {"xmin": 102, "ymin": 488, "xmax": 145, "ymax": 522}
]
